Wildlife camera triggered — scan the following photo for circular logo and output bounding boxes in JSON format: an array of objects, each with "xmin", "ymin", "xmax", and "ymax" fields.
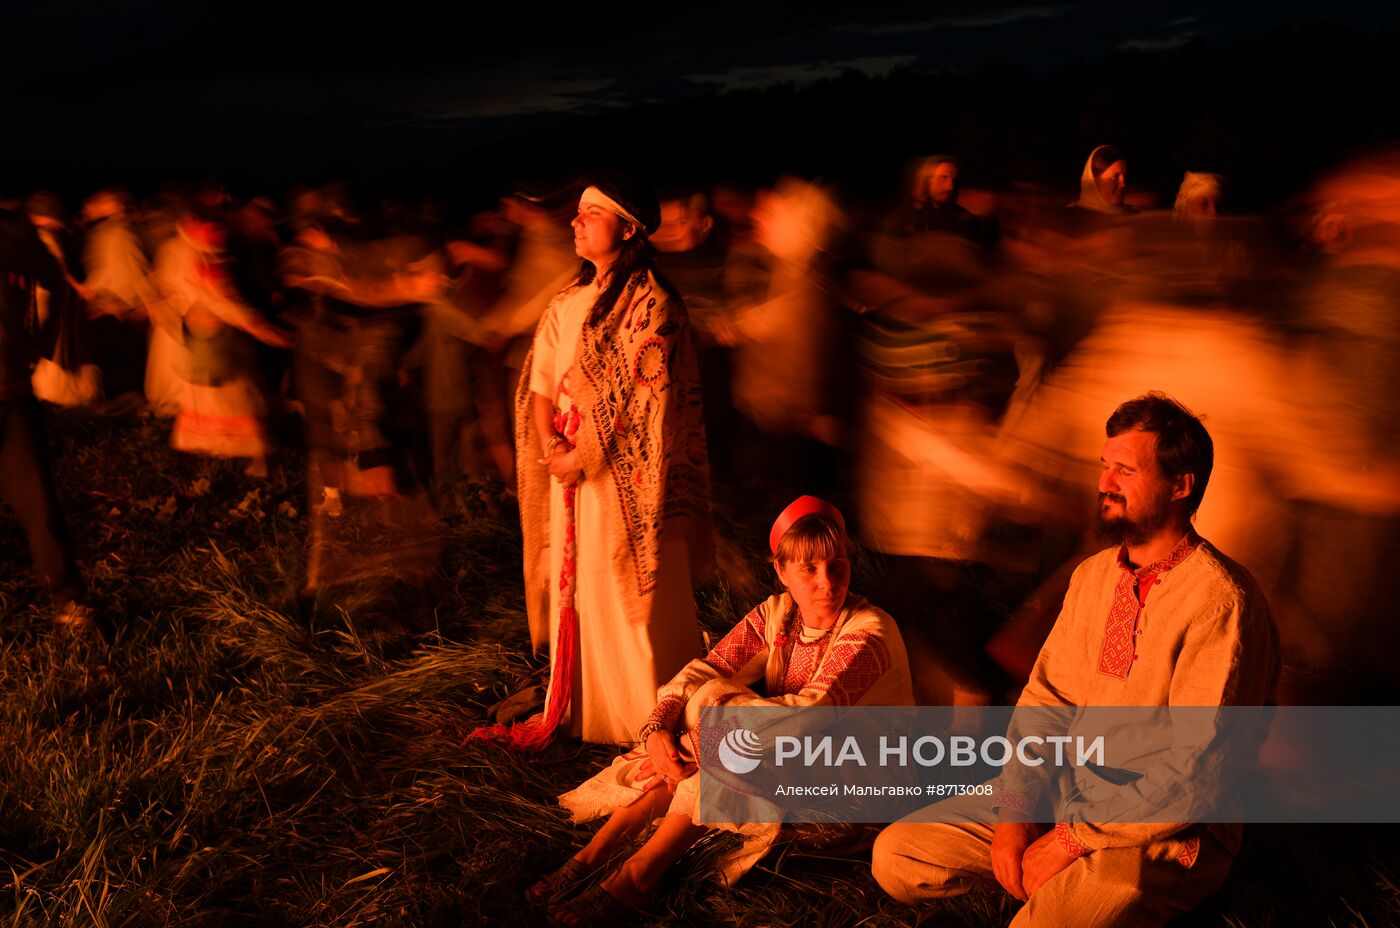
[{"xmin": 718, "ymin": 728, "xmax": 764, "ymax": 774}]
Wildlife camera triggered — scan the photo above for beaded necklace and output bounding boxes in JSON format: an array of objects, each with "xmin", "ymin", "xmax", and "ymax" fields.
[{"xmin": 778, "ymin": 600, "xmax": 849, "ymax": 673}]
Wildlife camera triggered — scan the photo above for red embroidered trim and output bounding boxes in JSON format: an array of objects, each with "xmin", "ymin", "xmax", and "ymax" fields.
[
  {"xmin": 704, "ymin": 605, "xmax": 768, "ymax": 676},
  {"xmin": 783, "ymin": 639, "xmax": 824, "ymax": 693},
  {"xmin": 1055, "ymin": 822, "xmax": 1088, "ymax": 858},
  {"xmin": 1122, "ymin": 530, "xmax": 1200, "ymax": 580},
  {"xmin": 641, "ymin": 695, "xmax": 685, "ymax": 737},
  {"xmin": 993, "ymin": 791, "xmax": 1033, "ymax": 817},
  {"xmin": 1178, "ymin": 836, "xmax": 1201, "ymax": 868},
  {"xmin": 778, "ymin": 604, "xmax": 848, "ymax": 679},
  {"xmin": 810, "ymin": 632, "xmax": 891, "ymax": 705},
  {"xmin": 1096, "ymin": 571, "xmax": 1140, "ymax": 679},
  {"xmin": 1096, "ymin": 532, "xmax": 1201, "ymax": 680}
]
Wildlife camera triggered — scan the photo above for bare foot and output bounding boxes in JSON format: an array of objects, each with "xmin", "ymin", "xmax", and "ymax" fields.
[
  {"xmin": 547, "ymin": 881, "xmax": 643, "ymax": 926},
  {"xmin": 527, "ymin": 856, "xmax": 596, "ymax": 902},
  {"xmin": 599, "ymin": 868, "xmax": 651, "ymax": 911}
]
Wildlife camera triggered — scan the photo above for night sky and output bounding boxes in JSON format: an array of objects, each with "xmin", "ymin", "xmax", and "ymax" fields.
[{"xmin": 6, "ymin": 1, "xmax": 1398, "ymax": 186}]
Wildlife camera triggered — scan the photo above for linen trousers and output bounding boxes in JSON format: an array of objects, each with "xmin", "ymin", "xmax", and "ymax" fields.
[{"xmin": 872, "ymin": 795, "xmax": 1233, "ymax": 927}]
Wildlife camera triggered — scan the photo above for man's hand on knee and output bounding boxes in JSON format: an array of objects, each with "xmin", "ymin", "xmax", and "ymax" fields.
[
  {"xmin": 1021, "ymin": 829, "xmax": 1076, "ymax": 898},
  {"xmin": 990, "ymin": 818, "xmax": 1040, "ymax": 901}
]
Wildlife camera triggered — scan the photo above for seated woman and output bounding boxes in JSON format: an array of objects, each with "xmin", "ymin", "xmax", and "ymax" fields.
[{"xmin": 533, "ymin": 496, "xmax": 915, "ymax": 924}]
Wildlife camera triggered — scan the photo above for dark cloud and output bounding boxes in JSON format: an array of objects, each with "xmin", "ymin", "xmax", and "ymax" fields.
[
  {"xmin": 1118, "ymin": 32, "xmax": 1200, "ymax": 52},
  {"xmin": 4, "ymin": 0, "xmax": 1398, "ymax": 179},
  {"xmin": 835, "ymin": 6, "xmax": 1071, "ymax": 36}
]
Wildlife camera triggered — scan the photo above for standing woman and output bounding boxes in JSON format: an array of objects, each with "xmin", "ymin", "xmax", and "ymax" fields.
[{"xmin": 478, "ymin": 178, "xmax": 711, "ymax": 748}]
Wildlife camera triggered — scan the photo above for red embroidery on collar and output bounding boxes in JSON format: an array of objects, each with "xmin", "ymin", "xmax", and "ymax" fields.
[
  {"xmin": 1178, "ymin": 835, "xmax": 1201, "ymax": 868},
  {"xmin": 1096, "ymin": 532, "xmax": 1201, "ymax": 679}
]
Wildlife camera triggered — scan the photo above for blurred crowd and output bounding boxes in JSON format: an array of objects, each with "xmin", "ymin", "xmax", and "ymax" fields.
[{"xmin": 3, "ymin": 142, "xmax": 1399, "ymax": 699}]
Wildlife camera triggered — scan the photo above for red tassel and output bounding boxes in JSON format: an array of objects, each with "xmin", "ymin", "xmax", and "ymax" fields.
[{"xmin": 469, "ymin": 484, "xmax": 579, "ymax": 752}]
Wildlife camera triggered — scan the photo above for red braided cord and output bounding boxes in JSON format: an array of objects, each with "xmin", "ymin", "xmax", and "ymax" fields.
[{"xmin": 469, "ymin": 417, "xmax": 580, "ymax": 751}]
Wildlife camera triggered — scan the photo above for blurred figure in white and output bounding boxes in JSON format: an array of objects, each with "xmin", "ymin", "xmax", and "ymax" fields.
[
  {"xmin": 712, "ymin": 178, "xmax": 847, "ymax": 495},
  {"xmin": 143, "ymin": 200, "xmax": 191, "ymax": 417},
  {"xmin": 477, "ymin": 191, "xmax": 576, "ymax": 354},
  {"xmin": 82, "ymin": 189, "xmax": 159, "ymax": 402},
  {"xmin": 156, "ymin": 210, "xmax": 289, "ymax": 477},
  {"xmin": 1279, "ymin": 148, "xmax": 1400, "ymax": 694}
]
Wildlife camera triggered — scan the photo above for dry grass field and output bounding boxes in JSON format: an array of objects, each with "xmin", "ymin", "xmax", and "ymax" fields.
[{"xmin": 1, "ymin": 409, "xmax": 1395, "ymax": 927}]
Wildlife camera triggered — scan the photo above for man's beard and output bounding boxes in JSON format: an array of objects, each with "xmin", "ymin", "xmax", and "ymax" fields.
[{"xmin": 1095, "ymin": 492, "xmax": 1173, "ymax": 547}]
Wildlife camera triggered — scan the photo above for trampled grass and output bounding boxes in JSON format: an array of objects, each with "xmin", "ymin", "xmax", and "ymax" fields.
[{"xmin": 0, "ymin": 408, "xmax": 1394, "ymax": 926}]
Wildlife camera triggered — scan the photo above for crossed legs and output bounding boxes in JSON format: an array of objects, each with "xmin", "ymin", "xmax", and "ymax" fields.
[{"xmin": 873, "ymin": 813, "xmax": 1233, "ymax": 927}]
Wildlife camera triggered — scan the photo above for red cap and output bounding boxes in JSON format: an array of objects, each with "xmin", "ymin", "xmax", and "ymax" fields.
[{"xmin": 769, "ymin": 495, "xmax": 845, "ymax": 557}]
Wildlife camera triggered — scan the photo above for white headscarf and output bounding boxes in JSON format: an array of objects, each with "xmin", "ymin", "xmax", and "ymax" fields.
[
  {"xmin": 1174, "ymin": 172, "xmax": 1223, "ymax": 219},
  {"xmin": 1074, "ymin": 145, "xmax": 1131, "ymax": 215}
]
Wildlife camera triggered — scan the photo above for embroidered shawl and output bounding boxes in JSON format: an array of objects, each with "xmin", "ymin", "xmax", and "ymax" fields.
[{"xmin": 516, "ymin": 267, "xmax": 712, "ymax": 649}]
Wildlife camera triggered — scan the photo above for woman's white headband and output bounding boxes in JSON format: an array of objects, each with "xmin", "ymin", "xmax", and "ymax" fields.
[{"xmin": 579, "ymin": 186, "xmax": 644, "ymax": 232}]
